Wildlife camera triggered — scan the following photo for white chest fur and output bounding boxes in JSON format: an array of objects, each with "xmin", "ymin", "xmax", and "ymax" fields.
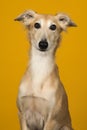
[
  {"xmin": 18, "ymin": 47, "xmax": 57, "ymax": 107},
  {"xmin": 30, "ymin": 47, "xmax": 56, "ymax": 101},
  {"xmin": 30, "ymin": 47, "xmax": 55, "ymax": 87}
]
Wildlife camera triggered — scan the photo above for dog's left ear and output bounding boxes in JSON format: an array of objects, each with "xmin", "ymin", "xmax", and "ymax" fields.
[
  {"xmin": 55, "ymin": 13, "xmax": 77, "ymax": 31},
  {"xmin": 14, "ymin": 10, "xmax": 37, "ymax": 25}
]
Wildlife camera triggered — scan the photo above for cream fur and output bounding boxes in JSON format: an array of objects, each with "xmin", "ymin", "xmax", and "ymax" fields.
[{"xmin": 15, "ymin": 10, "xmax": 76, "ymax": 130}]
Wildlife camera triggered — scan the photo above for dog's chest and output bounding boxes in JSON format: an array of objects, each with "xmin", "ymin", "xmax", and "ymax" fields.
[
  {"xmin": 30, "ymin": 55, "xmax": 56, "ymax": 103},
  {"xmin": 18, "ymin": 54, "xmax": 58, "ymax": 108},
  {"xmin": 19, "ymin": 70, "xmax": 57, "ymax": 109},
  {"xmin": 32, "ymin": 79, "xmax": 56, "ymax": 107}
]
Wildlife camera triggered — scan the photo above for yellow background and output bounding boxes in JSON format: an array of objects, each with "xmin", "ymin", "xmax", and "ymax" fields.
[{"xmin": 0, "ymin": 0, "xmax": 87, "ymax": 130}]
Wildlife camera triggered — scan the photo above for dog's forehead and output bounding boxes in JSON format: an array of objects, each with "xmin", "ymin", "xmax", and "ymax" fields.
[{"xmin": 35, "ymin": 14, "xmax": 57, "ymax": 25}]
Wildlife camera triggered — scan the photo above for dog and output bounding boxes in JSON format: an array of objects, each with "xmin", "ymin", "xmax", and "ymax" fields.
[{"xmin": 15, "ymin": 10, "xmax": 76, "ymax": 130}]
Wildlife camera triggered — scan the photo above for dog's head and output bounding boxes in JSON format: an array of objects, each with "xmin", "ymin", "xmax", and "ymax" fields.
[{"xmin": 15, "ymin": 10, "xmax": 76, "ymax": 52}]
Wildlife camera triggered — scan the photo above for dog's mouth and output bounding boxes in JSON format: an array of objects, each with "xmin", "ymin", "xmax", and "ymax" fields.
[{"xmin": 38, "ymin": 48, "xmax": 47, "ymax": 52}]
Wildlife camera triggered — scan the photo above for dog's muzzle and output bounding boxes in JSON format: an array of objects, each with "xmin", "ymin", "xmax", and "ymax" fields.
[{"xmin": 39, "ymin": 39, "xmax": 48, "ymax": 51}]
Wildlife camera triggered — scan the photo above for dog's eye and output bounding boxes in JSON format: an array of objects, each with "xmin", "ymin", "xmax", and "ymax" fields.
[
  {"xmin": 34, "ymin": 23, "xmax": 41, "ymax": 29},
  {"xmin": 49, "ymin": 24, "xmax": 56, "ymax": 31}
]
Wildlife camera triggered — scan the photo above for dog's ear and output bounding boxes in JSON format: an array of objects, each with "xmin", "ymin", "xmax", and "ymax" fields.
[
  {"xmin": 55, "ymin": 13, "xmax": 77, "ymax": 31},
  {"xmin": 14, "ymin": 10, "xmax": 37, "ymax": 25}
]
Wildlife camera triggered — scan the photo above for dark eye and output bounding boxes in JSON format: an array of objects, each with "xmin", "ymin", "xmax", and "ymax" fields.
[
  {"xmin": 59, "ymin": 18, "xmax": 65, "ymax": 21},
  {"xmin": 34, "ymin": 23, "xmax": 41, "ymax": 29},
  {"xmin": 49, "ymin": 24, "xmax": 56, "ymax": 31}
]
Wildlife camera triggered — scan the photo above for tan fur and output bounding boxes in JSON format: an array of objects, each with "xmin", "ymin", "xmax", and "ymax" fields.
[{"xmin": 15, "ymin": 10, "xmax": 76, "ymax": 130}]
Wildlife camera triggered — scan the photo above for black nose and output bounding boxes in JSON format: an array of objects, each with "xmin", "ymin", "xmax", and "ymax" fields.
[{"xmin": 39, "ymin": 39, "xmax": 48, "ymax": 51}]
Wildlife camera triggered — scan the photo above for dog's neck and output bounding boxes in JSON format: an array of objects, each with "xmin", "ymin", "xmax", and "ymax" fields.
[{"xmin": 29, "ymin": 46, "xmax": 56, "ymax": 85}]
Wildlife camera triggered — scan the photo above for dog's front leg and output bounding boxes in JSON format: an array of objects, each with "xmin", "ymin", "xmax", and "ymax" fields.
[
  {"xmin": 44, "ymin": 94, "xmax": 73, "ymax": 130},
  {"xmin": 44, "ymin": 117, "xmax": 72, "ymax": 130},
  {"xmin": 44, "ymin": 119, "xmax": 72, "ymax": 130},
  {"xmin": 20, "ymin": 118, "xmax": 28, "ymax": 130},
  {"xmin": 44, "ymin": 118, "xmax": 61, "ymax": 130},
  {"xmin": 18, "ymin": 112, "xmax": 29, "ymax": 130}
]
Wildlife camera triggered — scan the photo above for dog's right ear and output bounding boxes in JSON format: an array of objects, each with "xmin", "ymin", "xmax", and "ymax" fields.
[{"xmin": 14, "ymin": 10, "xmax": 36, "ymax": 25}]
